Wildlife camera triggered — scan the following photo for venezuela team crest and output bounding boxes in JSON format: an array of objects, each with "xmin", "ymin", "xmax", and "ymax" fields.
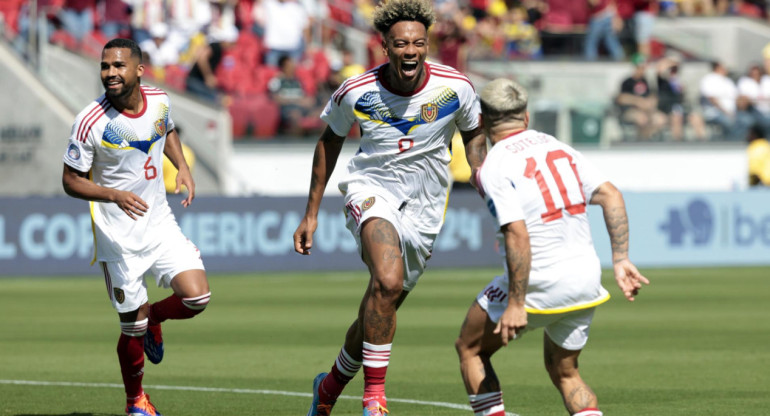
[
  {"xmin": 362, "ymin": 196, "xmax": 376, "ymax": 211},
  {"xmin": 154, "ymin": 118, "xmax": 167, "ymax": 137},
  {"xmin": 421, "ymin": 102, "xmax": 438, "ymax": 123},
  {"xmin": 113, "ymin": 288, "xmax": 125, "ymax": 304}
]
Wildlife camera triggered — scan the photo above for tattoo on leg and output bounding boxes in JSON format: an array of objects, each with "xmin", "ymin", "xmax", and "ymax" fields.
[
  {"xmin": 370, "ymin": 220, "xmax": 400, "ymax": 247},
  {"xmin": 565, "ymin": 384, "xmax": 596, "ymax": 412},
  {"xmin": 364, "ymin": 307, "xmax": 395, "ymax": 343}
]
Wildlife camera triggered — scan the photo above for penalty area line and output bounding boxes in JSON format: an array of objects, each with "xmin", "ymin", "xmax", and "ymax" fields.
[{"xmin": 0, "ymin": 379, "xmax": 520, "ymax": 415}]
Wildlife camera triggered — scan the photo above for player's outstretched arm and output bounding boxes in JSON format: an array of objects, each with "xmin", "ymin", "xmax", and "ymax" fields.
[
  {"xmin": 163, "ymin": 129, "xmax": 195, "ymax": 207},
  {"xmin": 293, "ymin": 126, "xmax": 345, "ymax": 255},
  {"xmin": 589, "ymin": 182, "xmax": 650, "ymax": 301},
  {"xmin": 494, "ymin": 220, "xmax": 530, "ymax": 346},
  {"xmin": 62, "ymin": 164, "xmax": 148, "ymax": 220},
  {"xmin": 460, "ymin": 126, "xmax": 487, "ymax": 190}
]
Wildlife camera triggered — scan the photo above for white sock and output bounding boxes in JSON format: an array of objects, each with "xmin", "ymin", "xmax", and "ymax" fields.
[
  {"xmin": 573, "ymin": 409, "xmax": 603, "ymax": 416},
  {"xmin": 468, "ymin": 391, "xmax": 504, "ymax": 416}
]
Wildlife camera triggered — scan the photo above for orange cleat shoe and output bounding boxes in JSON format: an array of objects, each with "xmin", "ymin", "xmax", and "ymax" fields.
[{"xmin": 126, "ymin": 393, "xmax": 162, "ymax": 416}]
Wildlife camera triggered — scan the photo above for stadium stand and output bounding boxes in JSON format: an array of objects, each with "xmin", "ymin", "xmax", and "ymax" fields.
[{"xmin": 3, "ymin": 0, "xmax": 770, "ymax": 145}]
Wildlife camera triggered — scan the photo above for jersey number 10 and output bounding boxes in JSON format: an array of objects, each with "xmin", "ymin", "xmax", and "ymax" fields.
[{"xmin": 524, "ymin": 150, "xmax": 586, "ymax": 223}]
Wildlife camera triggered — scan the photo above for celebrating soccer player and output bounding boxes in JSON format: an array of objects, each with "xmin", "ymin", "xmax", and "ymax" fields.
[
  {"xmin": 293, "ymin": 1, "xmax": 486, "ymax": 415},
  {"xmin": 454, "ymin": 78, "xmax": 650, "ymax": 416},
  {"xmin": 62, "ymin": 38, "xmax": 211, "ymax": 416}
]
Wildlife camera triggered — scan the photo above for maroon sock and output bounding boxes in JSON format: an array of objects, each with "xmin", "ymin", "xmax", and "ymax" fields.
[
  {"xmin": 117, "ymin": 333, "xmax": 145, "ymax": 400},
  {"xmin": 149, "ymin": 293, "xmax": 208, "ymax": 325},
  {"xmin": 318, "ymin": 348, "xmax": 361, "ymax": 403}
]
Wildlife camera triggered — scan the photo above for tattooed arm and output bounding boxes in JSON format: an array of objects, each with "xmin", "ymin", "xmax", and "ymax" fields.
[
  {"xmin": 460, "ymin": 126, "xmax": 487, "ymax": 190},
  {"xmin": 293, "ymin": 126, "xmax": 345, "ymax": 255},
  {"xmin": 590, "ymin": 182, "xmax": 650, "ymax": 301},
  {"xmin": 495, "ymin": 220, "xmax": 530, "ymax": 346}
]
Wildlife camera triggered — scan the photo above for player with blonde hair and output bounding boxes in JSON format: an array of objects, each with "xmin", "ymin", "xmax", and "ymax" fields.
[
  {"xmin": 293, "ymin": 0, "xmax": 487, "ymax": 415},
  {"xmin": 455, "ymin": 78, "xmax": 649, "ymax": 416}
]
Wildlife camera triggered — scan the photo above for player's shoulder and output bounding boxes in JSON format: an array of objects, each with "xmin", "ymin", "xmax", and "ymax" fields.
[
  {"xmin": 75, "ymin": 94, "xmax": 111, "ymax": 120},
  {"xmin": 72, "ymin": 95, "xmax": 113, "ymax": 141},
  {"xmin": 426, "ymin": 62, "xmax": 475, "ymax": 91},
  {"xmin": 331, "ymin": 66, "xmax": 380, "ymax": 106},
  {"xmin": 141, "ymin": 85, "xmax": 169, "ymax": 100}
]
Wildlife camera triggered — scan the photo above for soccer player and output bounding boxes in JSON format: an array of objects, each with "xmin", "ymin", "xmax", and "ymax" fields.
[
  {"xmin": 455, "ymin": 78, "xmax": 649, "ymax": 416},
  {"xmin": 61, "ymin": 38, "xmax": 211, "ymax": 416},
  {"xmin": 292, "ymin": 1, "xmax": 486, "ymax": 415}
]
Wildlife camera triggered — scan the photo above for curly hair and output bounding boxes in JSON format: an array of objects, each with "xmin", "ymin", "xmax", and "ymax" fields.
[
  {"xmin": 372, "ymin": 0, "xmax": 436, "ymax": 36},
  {"xmin": 480, "ymin": 78, "xmax": 529, "ymax": 125}
]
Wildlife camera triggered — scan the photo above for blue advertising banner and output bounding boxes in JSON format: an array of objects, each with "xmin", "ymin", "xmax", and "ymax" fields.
[
  {"xmin": 0, "ymin": 191, "xmax": 500, "ymax": 276},
  {"xmin": 589, "ymin": 190, "xmax": 770, "ymax": 267},
  {"xmin": 2, "ymin": 190, "xmax": 768, "ymax": 276}
]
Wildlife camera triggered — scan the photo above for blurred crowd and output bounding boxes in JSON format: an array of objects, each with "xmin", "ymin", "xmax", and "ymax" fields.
[
  {"xmin": 2, "ymin": 0, "xmax": 770, "ymax": 141},
  {"xmin": 614, "ymin": 48, "xmax": 770, "ymax": 143}
]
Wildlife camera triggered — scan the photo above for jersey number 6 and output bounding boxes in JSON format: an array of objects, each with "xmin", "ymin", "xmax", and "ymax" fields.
[
  {"xmin": 144, "ymin": 157, "xmax": 158, "ymax": 180},
  {"xmin": 524, "ymin": 150, "xmax": 586, "ymax": 223}
]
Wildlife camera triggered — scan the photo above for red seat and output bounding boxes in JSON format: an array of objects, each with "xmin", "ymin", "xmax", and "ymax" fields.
[
  {"xmin": 163, "ymin": 65, "xmax": 188, "ymax": 91},
  {"xmin": 295, "ymin": 65, "xmax": 317, "ymax": 96},
  {"xmin": 229, "ymin": 94, "xmax": 280, "ymax": 139}
]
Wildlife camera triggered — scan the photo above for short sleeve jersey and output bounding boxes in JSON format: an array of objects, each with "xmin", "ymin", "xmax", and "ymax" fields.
[
  {"xmin": 479, "ymin": 130, "xmax": 608, "ymax": 270},
  {"xmin": 62, "ymin": 85, "xmax": 176, "ymax": 261},
  {"xmin": 322, "ymin": 62, "xmax": 481, "ymax": 234}
]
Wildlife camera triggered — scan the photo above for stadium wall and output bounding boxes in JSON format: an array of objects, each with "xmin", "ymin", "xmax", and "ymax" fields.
[
  {"xmin": 1, "ymin": 190, "xmax": 768, "ymax": 277},
  {"xmin": 230, "ymin": 141, "xmax": 749, "ymax": 195}
]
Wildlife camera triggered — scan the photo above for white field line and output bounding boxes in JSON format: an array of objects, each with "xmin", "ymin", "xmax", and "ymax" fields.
[{"xmin": 0, "ymin": 379, "xmax": 520, "ymax": 415}]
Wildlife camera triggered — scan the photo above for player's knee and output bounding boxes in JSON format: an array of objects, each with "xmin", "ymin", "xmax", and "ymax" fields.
[
  {"xmin": 371, "ymin": 278, "xmax": 402, "ymax": 303},
  {"xmin": 182, "ymin": 291, "xmax": 211, "ymax": 316},
  {"xmin": 454, "ymin": 337, "xmax": 467, "ymax": 358},
  {"xmin": 120, "ymin": 318, "xmax": 148, "ymax": 337}
]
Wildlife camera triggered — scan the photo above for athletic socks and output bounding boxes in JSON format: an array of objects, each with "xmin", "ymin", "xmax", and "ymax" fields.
[
  {"xmin": 362, "ymin": 342, "xmax": 391, "ymax": 406},
  {"xmin": 573, "ymin": 408, "xmax": 603, "ymax": 416},
  {"xmin": 148, "ymin": 292, "xmax": 210, "ymax": 325},
  {"xmin": 318, "ymin": 347, "xmax": 362, "ymax": 404},
  {"xmin": 469, "ymin": 391, "xmax": 505, "ymax": 416},
  {"xmin": 117, "ymin": 331, "xmax": 146, "ymax": 400}
]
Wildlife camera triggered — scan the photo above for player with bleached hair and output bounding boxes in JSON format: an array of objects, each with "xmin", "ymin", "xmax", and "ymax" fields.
[
  {"xmin": 293, "ymin": 0, "xmax": 487, "ymax": 415},
  {"xmin": 62, "ymin": 38, "xmax": 211, "ymax": 416},
  {"xmin": 455, "ymin": 78, "xmax": 649, "ymax": 416}
]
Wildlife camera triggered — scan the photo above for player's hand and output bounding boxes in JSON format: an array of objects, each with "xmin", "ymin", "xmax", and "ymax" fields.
[
  {"xmin": 613, "ymin": 258, "xmax": 649, "ymax": 301},
  {"xmin": 493, "ymin": 304, "xmax": 527, "ymax": 346},
  {"xmin": 293, "ymin": 216, "xmax": 318, "ymax": 255},
  {"xmin": 175, "ymin": 167, "xmax": 196, "ymax": 207},
  {"xmin": 114, "ymin": 190, "xmax": 148, "ymax": 220},
  {"xmin": 469, "ymin": 168, "xmax": 484, "ymax": 197}
]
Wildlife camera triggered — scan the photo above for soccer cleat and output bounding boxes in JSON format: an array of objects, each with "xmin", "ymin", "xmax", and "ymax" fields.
[
  {"xmin": 362, "ymin": 399, "xmax": 389, "ymax": 416},
  {"xmin": 126, "ymin": 393, "xmax": 162, "ymax": 416},
  {"xmin": 144, "ymin": 323, "xmax": 164, "ymax": 364},
  {"xmin": 307, "ymin": 372, "xmax": 335, "ymax": 416}
]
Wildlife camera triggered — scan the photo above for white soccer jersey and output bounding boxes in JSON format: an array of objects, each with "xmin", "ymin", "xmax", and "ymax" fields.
[
  {"xmin": 63, "ymin": 85, "xmax": 177, "ymax": 262},
  {"xmin": 322, "ymin": 61, "xmax": 481, "ymax": 234},
  {"xmin": 479, "ymin": 130, "xmax": 609, "ymax": 312}
]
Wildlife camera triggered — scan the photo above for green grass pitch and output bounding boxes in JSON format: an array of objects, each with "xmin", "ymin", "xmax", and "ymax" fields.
[{"xmin": 1, "ymin": 266, "xmax": 769, "ymax": 415}]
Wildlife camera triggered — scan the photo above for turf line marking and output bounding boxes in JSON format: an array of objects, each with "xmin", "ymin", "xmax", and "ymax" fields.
[{"xmin": 0, "ymin": 379, "xmax": 520, "ymax": 415}]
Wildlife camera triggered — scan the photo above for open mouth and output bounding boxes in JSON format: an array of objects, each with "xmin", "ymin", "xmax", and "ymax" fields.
[{"xmin": 401, "ymin": 61, "xmax": 419, "ymax": 77}]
